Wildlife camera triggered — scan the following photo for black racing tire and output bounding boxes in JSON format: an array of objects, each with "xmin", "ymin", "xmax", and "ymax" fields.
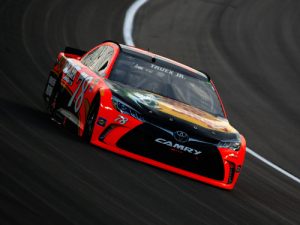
[{"xmin": 83, "ymin": 96, "xmax": 100, "ymax": 142}]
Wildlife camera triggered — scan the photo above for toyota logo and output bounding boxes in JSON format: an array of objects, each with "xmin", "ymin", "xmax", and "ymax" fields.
[{"xmin": 173, "ymin": 131, "xmax": 189, "ymax": 143}]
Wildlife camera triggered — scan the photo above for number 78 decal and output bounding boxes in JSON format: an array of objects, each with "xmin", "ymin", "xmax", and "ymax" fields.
[{"xmin": 68, "ymin": 72, "xmax": 94, "ymax": 113}]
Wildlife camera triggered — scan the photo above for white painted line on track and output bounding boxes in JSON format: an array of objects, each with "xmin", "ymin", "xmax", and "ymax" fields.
[
  {"xmin": 247, "ymin": 148, "xmax": 300, "ymax": 184},
  {"xmin": 123, "ymin": 0, "xmax": 148, "ymax": 46},
  {"xmin": 123, "ymin": 0, "xmax": 300, "ymax": 186}
]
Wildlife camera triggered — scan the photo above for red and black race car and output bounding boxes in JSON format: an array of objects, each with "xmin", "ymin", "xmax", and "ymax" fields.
[{"xmin": 43, "ymin": 41, "xmax": 246, "ymax": 190}]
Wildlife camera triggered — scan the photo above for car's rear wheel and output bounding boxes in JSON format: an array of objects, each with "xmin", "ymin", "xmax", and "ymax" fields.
[{"xmin": 83, "ymin": 96, "xmax": 99, "ymax": 142}]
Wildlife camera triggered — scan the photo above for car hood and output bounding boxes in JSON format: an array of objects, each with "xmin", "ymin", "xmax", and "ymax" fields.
[{"xmin": 106, "ymin": 80, "xmax": 239, "ymax": 141}]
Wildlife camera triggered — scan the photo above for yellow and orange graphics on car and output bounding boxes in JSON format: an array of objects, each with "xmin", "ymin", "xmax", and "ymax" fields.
[{"xmin": 156, "ymin": 98, "xmax": 237, "ymax": 133}]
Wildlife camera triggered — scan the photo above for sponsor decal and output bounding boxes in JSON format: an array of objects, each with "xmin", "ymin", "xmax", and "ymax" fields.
[
  {"xmin": 128, "ymin": 91, "xmax": 158, "ymax": 109},
  {"xmin": 81, "ymin": 45, "xmax": 114, "ymax": 75},
  {"xmin": 45, "ymin": 74, "xmax": 57, "ymax": 98},
  {"xmin": 63, "ymin": 60, "xmax": 81, "ymax": 85},
  {"xmin": 155, "ymin": 138, "xmax": 202, "ymax": 155},
  {"xmin": 97, "ymin": 117, "xmax": 107, "ymax": 127}
]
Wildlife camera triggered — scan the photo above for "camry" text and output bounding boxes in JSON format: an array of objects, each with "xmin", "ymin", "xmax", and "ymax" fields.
[{"xmin": 155, "ymin": 138, "xmax": 202, "ymax": 155}]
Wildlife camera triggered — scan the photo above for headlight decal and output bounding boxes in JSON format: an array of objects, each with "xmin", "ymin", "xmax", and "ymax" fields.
[
  {"xmin": 218, "ymin": 141, "xmax": 241, "ymax": 151},
  {"xmin": 112, "ymin": 96, "xmax": 144, "ymax": 121}
]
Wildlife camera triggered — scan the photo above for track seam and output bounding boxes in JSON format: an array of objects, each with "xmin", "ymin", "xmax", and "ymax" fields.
[{"xmin": 123, "ymin": 0, "xmax": 300, "ymax": 186}]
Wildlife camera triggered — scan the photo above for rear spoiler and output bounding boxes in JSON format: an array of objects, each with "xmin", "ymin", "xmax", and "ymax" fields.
[{"xmin": 64, "ymin": 46, "xmax": 87, "ymax": 57}]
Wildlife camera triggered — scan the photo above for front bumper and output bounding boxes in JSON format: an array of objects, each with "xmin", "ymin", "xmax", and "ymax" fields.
[{"xmin": 90, "ymin": 105, "xmax": 246, "ymax": 190}]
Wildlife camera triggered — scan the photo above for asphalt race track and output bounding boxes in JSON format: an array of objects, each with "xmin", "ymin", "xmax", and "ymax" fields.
[{"xmin": 0, "ymin": 0, "xmax": 299, "ymax": 224}]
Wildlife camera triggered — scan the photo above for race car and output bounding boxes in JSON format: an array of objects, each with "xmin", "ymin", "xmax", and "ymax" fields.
[{"xmin": 43, "ymin": 40, "xmax": 246, "ymax": 190}]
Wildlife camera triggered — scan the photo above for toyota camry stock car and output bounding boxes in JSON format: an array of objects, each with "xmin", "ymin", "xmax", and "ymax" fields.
[{"xmin": 43, "ymin": 40, "xmax": 246, "ymax": 190}]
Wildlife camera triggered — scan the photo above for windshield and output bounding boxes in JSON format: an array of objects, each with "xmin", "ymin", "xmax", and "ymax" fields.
[{"xmin": 108, "ymin": 51, "xmax": 224, "ymax": 117}]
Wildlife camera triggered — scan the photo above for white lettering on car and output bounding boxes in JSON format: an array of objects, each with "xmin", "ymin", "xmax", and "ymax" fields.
[
  {"xmin": 151, "ymin": 64, "xmax": 174, "ymax": 75},
  {"xmin": 155, "ymin": 138, "xmax": 202, "ymax": 155},
  {"xmin": 150, "ymin": 64, "xmax": 186, "ymax": 79},
  {"xmin": 68, "ymin": 72, "xmax": 94, "ymax": 113},
  {"xmin": 63, "ymin": 60, "xmax": 81, "ymax": 85}
]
